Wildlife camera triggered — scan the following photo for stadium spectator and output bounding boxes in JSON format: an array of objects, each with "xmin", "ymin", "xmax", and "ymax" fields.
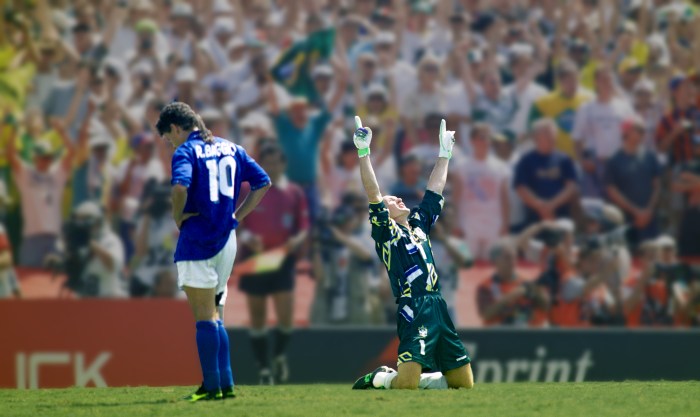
[
  {"xmin": 311, "ymin": 194, "xmax": 383, "ymax": 326},
  {"xmin": 656, "ymin": 76, "xmax": 699, "ymax": 165},
  {"xmin": 605, "ymin": 117, "xmax": 662, "ymax": 248},
  {"xmin": 130, "ymin": 179, "xmax": 179, "ymax": 297},
  {"xmin": 268, "ymin": 89, "xmax": 332, "ymax": 222},
  {"xmin": 672, "ymin": 138, "xmax": 700, "ymax": 258},
  {"xmin": 529, "ymin": 60, "xmax": 592, "ymax": 158},
  {"xmin": 504, "ymin": 44, "xmax": 548, "ymax": 141},
  {"xmin": 430, "ymin": 202, "xmax": 472, "ymax": 324},
  {"xmin": 70, "ymin": 101, "xmax": 118, "ymax": 208},
  {"xmin": 617, "ymin": 57, "xmax": 644, "ymax": 100},
  {"xmin": 6, "ymin": 116, "xmax": 74, "ymax": 268},
  {"xmin": 373, "ymin": 31, "xmax": 416, "ymax": 106},
  {"xmin": 320, "ymin": 140, "xmax": 363, "ymax": 210},
  {"xmin": 513, "ymin": 119, "xmax": 578, "ymax": 228},
  {"xmin": 631, "ymin": 79, "xmax": 665, "ymax": 154},
  {"xmin": 65, "ymin": 201, "xmax": 126, "ymax": 298},
  {"xmin": 237, "ymin": 145, "xmax": 309, "ymax": 385},
  {"xmin": 623, "ymin": 236, "xmax": 689, "ymax": 326},
  {"xmin": 514, "ymin": 219, "xmax": 620, "ymax": 327},
  {"xmin": 455, "ymin": 124, "xmax": 510, "ymax": 260},
  {"xmin": 114, "ymin": 132, "xmax": 166, "ymax": 261},
  {"xmin": 572, "ymin": 66, "xmax": 636, "ymax": 198},
  {"xmin": 390, "ymin": 152, "xmax": 424, "ymax": 210},
  {"xmin": 477, "ymin": 240, "xmax": 548, "ymax": 327},
  {"xmin": 401, "ymin": 55, "xmax": 447, "ymax": 146},
  {"xmin": 0, "ymin": 224, "xmax": 21, "ymax": 299},
  {"xmin": 354, "ymin": 83, "xmax": 399, "ymax": 178},
  {"xmin": 461, "ymin": 48, "xmax": 519, "ymax": 138}
]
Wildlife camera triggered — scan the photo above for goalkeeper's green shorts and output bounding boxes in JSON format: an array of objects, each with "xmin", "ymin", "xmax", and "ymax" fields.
[{"xmin": 396, "ymin": 293, "xmax": 471, "ymax": 372}]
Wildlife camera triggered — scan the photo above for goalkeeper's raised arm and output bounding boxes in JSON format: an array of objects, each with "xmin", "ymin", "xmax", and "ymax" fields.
[
  {"xmin": 354, "ymin": 116, "xmax": 383, "ymax": 204},
  {"xmin": 426, "ymin": 119, "xmax": 456, "ymax": 196}
]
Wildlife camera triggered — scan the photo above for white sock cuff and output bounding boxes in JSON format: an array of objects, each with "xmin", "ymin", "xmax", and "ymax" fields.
[
  {"xmin": 383, "ymin": 372, "xmax": 398, "ymax": 389},
  {"xmin": 418, "ymin": 372, "xmax": 448, "ymax": 390}
]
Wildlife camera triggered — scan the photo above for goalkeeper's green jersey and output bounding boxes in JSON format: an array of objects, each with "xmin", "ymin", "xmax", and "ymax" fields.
[{"xmin": 368, "ymin": 190, "xmax": 444, "ymax": 308}]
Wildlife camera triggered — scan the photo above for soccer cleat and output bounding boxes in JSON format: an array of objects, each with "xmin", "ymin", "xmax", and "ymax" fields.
[
  {"xmin": 273, "ymin": 355, "xmax": 290, "ymax": 384},
  {"xmin": 183, "ymin": 384, "xmax": 223, "ymax": 402},
  {"xmin": 352, "ymin": 366, "xmax": 394, "ymax": 390},
  {"xmin": 259, "ymin": 368, "xmax": 274, "ymax": 385},
  {"xmin": 222, "ymin": 386, "xmax": 235, "ymax": 399}
]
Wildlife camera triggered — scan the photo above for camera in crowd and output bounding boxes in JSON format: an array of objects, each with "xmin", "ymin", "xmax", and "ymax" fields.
[
  {"xmin": 580, "ymin": 225, "xmax": 632, "ymax": 254},
  {"xmin": 539, "ymin": 227, "xmax": 565, "ymax": 249},
  {"xmin": 654, "ymin": 263, "xmax": 699, "ymax": 285},
  {"xmin": 314, "ymin": 205, "xmax": 356, "ymax": 249},
  {"xmin": 579, "ymin": 198, "xmax": 632, "ymax": 253},
  {"xmin": 52, "ymin": 202, "xmax": 104, "ymax": 295}
]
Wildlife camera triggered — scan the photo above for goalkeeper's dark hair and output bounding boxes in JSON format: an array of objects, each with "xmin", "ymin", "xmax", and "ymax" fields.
[{"xmin": 155, "ymin": 101, "xmax": 214, "ymax": 143}]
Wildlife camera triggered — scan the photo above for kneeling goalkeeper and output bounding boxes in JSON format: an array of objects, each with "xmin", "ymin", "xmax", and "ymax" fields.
[{"xmin": 352, "ymin": 116, "xmax": 474, "ymax": 390}]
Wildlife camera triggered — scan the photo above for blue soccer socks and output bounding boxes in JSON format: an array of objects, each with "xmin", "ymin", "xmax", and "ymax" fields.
[
  {"xmin": 217, "ymin": 320, "xmax": 234, "ymax": 390},
  {"xmin": 195, "ymin": 321, "xmax": 220, "ymax": 392}
]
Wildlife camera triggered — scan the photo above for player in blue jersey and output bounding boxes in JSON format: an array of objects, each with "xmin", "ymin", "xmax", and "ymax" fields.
[
  {"xmin": 156, "ymin": 102, "xmax": 271, "ymax": 401},
  {"xmin": 351, "ymin": 116, "xmax": 474, "ymax": 390}
]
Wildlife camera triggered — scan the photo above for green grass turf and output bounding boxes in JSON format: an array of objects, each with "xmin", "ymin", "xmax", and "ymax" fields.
[{"xmin": 1, "ymin": 382, "xmax": 698, "ymax": 417}]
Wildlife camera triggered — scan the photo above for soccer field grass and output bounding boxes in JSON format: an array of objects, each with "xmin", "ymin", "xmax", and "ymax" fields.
[{"xmin": 2, "ymin": 382, "xmax": 698, "ymax": 417}]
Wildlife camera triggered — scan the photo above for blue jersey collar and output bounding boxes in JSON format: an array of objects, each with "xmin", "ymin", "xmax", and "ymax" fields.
[{"xmin": 187, "ymin": 130, "xmax": 202, "ymax": 141}]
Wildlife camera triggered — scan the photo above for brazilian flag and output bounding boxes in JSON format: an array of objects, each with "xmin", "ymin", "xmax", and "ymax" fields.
[{"xmin": 271, "ymin": 28, "xmax": 335, "ymax": 101}]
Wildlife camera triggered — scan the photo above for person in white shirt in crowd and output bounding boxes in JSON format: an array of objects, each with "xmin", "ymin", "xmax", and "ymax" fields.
[
  {"xmin": 572, "ymin": 66, "xmax": 636, "ymax": 198},
  {"xmin": 205, "ymin": 17, "xmax": 237, "ymax": 71},
  {"xmin": 454, "ymin": 123, "xmax": 511, "ymax": 260},
  {"xmin": 126, "ymin": 61, "xmax": 158, "ymax": 120},
  {"xmin": 70, "ymin": 201, "xmax": 126, "ymax": 298},
  {"xmin": 458, "ymin": 39, "xmax": 518, "ymax": 139},
  {"xmin": 402, "ymin": 54, "xmax": 447, "ymax": 145},
  {"xmin": 218, "ymin": 37, "xmax": 250, "ymax": 93},
  {"xmin": 108, "ymin": 0, "xmax": 168, "ymax": 62},
  {"xmin": 399, "ymin": 1, "xmax": 451, "ymax": 63},
  {"xmin": 6, "ymin": 119, "xmax": 75, "ymax": 268},
  {"xmin": 321, "ymin": 141, "xmax": 364, "ymax": 210},
  {"xmin": 165, "ymin": 3, "xmax": 195, "ymax": 64},
  {"xmin": 504, "ymin": 44, "xmax": 548, "ymax": 140},
  {"xmin": 373, "ymin": 32, "xmax": 417, "ymax": 106},
  {"xmin": 126, "ymin": 18, "xmax": 166, "ymax": 75},
  {"xmin": 310, "ymin": 63, "xmax": 349, "ymax": 120},
  {"xmin": 238, "ymin": 111, "xmax": 275, "ymax": 156},
  {"xmin": 234, "ymin": 50, "xmax": 290, "ymax": 117},
  {"xmin": 631, "ymin": 78, "xmax": 665, "ymax": 158},
  {"xmin": 172, "ymin": 66, "xmax": 201, "ymax": 109}
]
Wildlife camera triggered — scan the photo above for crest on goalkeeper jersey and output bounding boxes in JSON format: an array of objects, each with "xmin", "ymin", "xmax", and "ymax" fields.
[{"xmin": 418, "ymin": 326, "xmax": 428, "ymax": 339}]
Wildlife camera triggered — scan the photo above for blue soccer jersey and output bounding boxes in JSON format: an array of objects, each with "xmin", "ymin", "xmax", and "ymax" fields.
[{"xmin": 171, "ymin": 131, "xmax": 270, "ymax": 261}]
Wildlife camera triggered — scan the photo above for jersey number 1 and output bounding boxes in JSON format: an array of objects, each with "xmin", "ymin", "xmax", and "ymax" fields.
[{"xmin": 205, "ymin": 156, "xmax": 236, "ymax": 202}]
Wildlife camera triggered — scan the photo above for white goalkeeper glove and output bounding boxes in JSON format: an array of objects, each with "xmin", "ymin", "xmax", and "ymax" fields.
[
  {"xmin": 438, "ymin": 118, "xmax": 456, "ymax": 160},
  {"xmin": 353, "ymin": 115, "xmax": 373, "ymax": 158}
]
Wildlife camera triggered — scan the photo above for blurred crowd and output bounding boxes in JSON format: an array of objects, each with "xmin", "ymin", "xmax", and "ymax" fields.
[{"xmin": 1, "ymin": 0, "xmax": 700, "ymax": 328}]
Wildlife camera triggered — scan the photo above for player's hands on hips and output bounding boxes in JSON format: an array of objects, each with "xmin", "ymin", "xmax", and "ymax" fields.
[
  {"xmin": 353, "ymin": 116, "xmax": 373, "ymax": 157},
  {"xmin": 438, "ymin": 119, "xmax": 456, "ymax": 160},
  {"xmin": 175, "ymin": 212, "xmax": 199, "ymax": 229}
]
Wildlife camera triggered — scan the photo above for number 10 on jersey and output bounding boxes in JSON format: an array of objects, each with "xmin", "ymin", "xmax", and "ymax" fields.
[{"xmin": 205, "ymin": 156, "xmax": 236, "ymax": 202}]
